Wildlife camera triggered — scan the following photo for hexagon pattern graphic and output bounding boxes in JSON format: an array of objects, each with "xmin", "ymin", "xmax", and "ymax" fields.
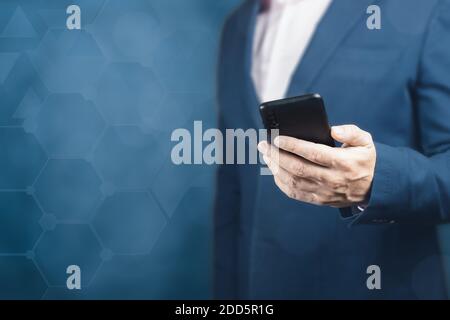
[
  {"xmin": 34, "ymin": 93, "xmax": 105, "ymax": 158},
  {"xmin": 95, "ymin": 62, "xmax": 164, "ymax": 125},
  {"xmin": 88, "ymin": 0, "xmax": 161, "ymax": 66},
  {"xmin": 0, "ymin": 127, "xmax": 47, "ymax": 189},
  {"xmin": 93, "ymin": 126, "xmax": 165, "ymax": 189},
  {"xmin": 0, "ymin": 4, "xmax": 40, "ymax": 51},
  {"xmin": 86, "ymin": 187, "xmax": 212, "ymax": 299},
  {"xmin": 35, "ymin": 0, "xmax": 106, "ymax": 27},
  {"xmin": 150, "ymin": 28, "xmax": 217, "ymax": 93},
  {"xmin": 139, "ymin": 92, "xmax": 211, "ymax": 134},
  {"xmin": 0, "ymin": 54, "xmax": 49, "ymax": 127},
  {"xmin": 0, "ymin": 192, "xmax": 43, "ymax": 253},
  {"xmin": 0, "ymin": 0, "xmax": 243, "ymax": 299},
  {"xmin": 30, "ymin": 29, "xmax": 106, "ymax": 97},
  {"xmin": 93, "ymin": 192, "xmax": 166, "ymax": 254},
  {"xmin": 34, "ymin": 159, "xmax": 102, "ymax": 221},
  {"xmin": 0, "ymin": 257, "xmax": 46, "ymax": 300},
  {"xmin": 34, "ymin": 224, "xmax": 102, "ymax": 287}
]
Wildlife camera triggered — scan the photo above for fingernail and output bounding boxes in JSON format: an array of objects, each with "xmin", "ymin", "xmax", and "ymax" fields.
[
  {"xmin": 258, "ymin": 141, "xmax": 268, "ymax": 154},
  {"xmin": 263, "ymin": 155, "xmax": 270, "ymax": 165}
]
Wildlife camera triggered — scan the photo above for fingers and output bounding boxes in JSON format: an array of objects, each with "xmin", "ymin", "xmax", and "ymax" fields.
[
  {"xmin": 331, "ymin": 125, "xmax": 373, "ymax": 147},
  {"xmin": 272, "ymin": 173, "xmax": 347, "ymax": 207},
  {"xmin": 273, "ymin": 176, "xmax": 320, "ymax": 205},
  {"xmin": 259, "ymin": 142, "xmax": 334, "ymax": 183},
  {"xmin": 257, "ymin": 125, "xmax": 376, "ymax": 208},
  {"xmin": 274, "ymin": 136, "xmax": 335, "ymax": 167},
  {"xmin": 264, "ymin": 150, "xmax": 321, "ymax": 204},
  {"xmin": 265, "ymin": 157, "xmax": 318, "ymax": 193}
]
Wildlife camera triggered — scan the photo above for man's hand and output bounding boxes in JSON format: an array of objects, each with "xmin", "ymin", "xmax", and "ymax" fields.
[{"xmin": 257, "ymin": 125, "xmax": 376, "ymax": 208}]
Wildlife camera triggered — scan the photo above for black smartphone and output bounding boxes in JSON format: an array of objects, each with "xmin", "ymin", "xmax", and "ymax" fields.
[{"xmin": 259, "ymin": 93, "xmax": 335, "ymax": 147}]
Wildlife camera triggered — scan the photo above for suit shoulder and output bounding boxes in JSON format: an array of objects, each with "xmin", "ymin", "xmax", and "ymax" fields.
[
  {"xmin": 379, "ymin": 0, "xmax": 448, "ymax": 35},
  {"xmin": 381, "ymin": 0, "xmax": 444, "ymax": 17},
  {"xmin": 383, "ymin": 0, "xmax": 440, "ymax": 8}
]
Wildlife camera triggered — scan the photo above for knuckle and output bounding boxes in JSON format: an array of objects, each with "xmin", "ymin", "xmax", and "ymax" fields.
[
  {"xmin": 288, "ymin": 190, "xmax": 298, "ymax": 200},
  {"xmin": 293, "ymin": 162, "xmax": 305, "ymax": 177},
  {"xmin": 314, "ymin": 174, "xmax": 325, "ymax": 184},
  {"xmin": 342, "ymin": 170, "xmax": 356, "ymax": 182},
  {"xmin": 310, "ymin": 193, "xmax": 321, "ymax": 205},
  {"xmin": 328, "ymin": 179, "xmax": 343, "ymax": 190},
  {"xmin": 356, "ymin": 153, "xmax": 370, "ymax": 166},
  {"xmin": 336, "ymin": 182, "xmax": 348, "ymax": 193},
  {"xmin": 339, "ymin": 158, "xmax": 353, "ymax": 171},
  {"xmin": 295, "ymin": 190, "xmax": 306, "ymax": 201},
  {"xmin": 330, "ymin": 154, "xmax": 339, "ymax": 167},
  {"xmin": 289, "ymin": 177, "xmax": 298, "ymax": 188},
  {"xmin": 310, "ymin": 150, "xmax": 321, "ymax": 163}
]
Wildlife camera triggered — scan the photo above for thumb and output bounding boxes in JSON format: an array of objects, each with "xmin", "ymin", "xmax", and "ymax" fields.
[{"xmin": 331, "ymin": 125, "xmax": 373, "ymax": 147}]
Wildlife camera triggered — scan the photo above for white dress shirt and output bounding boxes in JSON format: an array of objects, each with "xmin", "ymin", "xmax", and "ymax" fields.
[{"xmin": 251, "ymin": 0, "xmax": 332, "ymax": 103}]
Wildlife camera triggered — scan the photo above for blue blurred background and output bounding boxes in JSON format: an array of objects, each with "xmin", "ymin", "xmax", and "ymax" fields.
[{"xmin": 0, "ymin": 0, "xmax": 242, "ymax": 299}]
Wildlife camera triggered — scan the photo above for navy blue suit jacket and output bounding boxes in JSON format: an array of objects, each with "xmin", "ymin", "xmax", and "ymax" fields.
[{"xmin": 215, "ymin": 0, "xmax": 450, "ymax": 299}]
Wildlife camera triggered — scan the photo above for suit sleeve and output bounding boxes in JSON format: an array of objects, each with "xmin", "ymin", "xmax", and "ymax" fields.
[{"xmin": 351, "ymin": 1, "xmax": 450, "ymax": 226}]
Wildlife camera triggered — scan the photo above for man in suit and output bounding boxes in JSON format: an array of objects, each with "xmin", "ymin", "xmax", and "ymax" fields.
[{"xmin": 214, "ymin": 0, "xmax": 450, "ymax": 299}]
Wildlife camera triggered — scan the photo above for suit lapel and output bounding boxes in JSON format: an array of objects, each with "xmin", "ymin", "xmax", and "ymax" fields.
[
  {"xmin": 240, "ymin": 0, "xmax": 378, "ymax": 127},
  {"xmin": 239, "ymin": 0, "xmax": 263, "ymax": 128},
  {"xmin": 286, "ymin": 0, "xmax": 378, "ymax": 97}
]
